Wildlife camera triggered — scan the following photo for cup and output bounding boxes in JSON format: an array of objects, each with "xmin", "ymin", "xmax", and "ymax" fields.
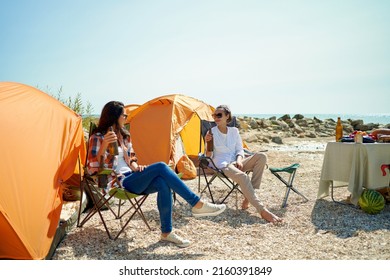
[{"xmin": 355, "ymin": 133, "xmax": 363, "ymax": 144}]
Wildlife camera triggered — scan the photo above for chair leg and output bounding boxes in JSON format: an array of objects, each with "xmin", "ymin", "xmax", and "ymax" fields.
[
  {"xmin": 77, "ymin": 180, "xmax": 119, "ymax": 239},
  {"xmin": 199, "ymin": 169, "xmax": 216, "ymax": 203},
  {"xmin": 282, "ymin": 186, "xmax": 292, "ymax": 208},
  {"xmin": 77, "ymin": 180, "xmax": 86, "ymax": 227},
  {"xmin": 272, "ymin": 170, "xmax": 308, "ymax": 208},
  {"xmin": 330, "ymin": 182, "xmax": 355, "ymax": 207},
  {"xmin": 111, "ymin": 195, "xmax": 151, "ymax": 240}
]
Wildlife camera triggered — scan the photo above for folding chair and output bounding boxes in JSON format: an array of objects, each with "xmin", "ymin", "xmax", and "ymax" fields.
[
  {"xmin": 197, "ymin": 117, "xmax": 246, "ymax": 204},
  {"xmin": 269, "ymin": 163, "xmax": 308, "ymax": 208},
  {"xmin": 77, "ymin": 122, "xmax": 151, "ymax": 240},
  {"xmin": 198, "ymin": 155, "xmax": 243, "ymax": 203}
]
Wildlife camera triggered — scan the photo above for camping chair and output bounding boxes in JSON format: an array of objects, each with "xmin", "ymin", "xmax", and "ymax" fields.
[
  {"xmin": 197, "ymin": 117, "xmax": 247, "ymax": 204},
  {"xmin": 198, "ymin": 155, "xmax": 244, "ymax": 204},
  {"xmin": 77, "ymin": 122, "xmax": 151, "ymax": 240},
  {"xmin": 269, "ymin": 163, "xmax": 308, "ymax": 208}
]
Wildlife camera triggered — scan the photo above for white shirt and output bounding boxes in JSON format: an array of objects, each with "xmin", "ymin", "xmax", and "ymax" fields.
[
  {"xmin": 115, "ymin": 145, "xmax": 132, "ymax": 174},
  {"xmin": 211, "ymin": 126, "xmax": 245, "ymax": 169}
]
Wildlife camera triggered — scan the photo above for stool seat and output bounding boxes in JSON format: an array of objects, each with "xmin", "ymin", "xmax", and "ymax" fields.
[
  {"xmin": 269, "ymin": 163, "xmax": 308, "ymax": 208},
  {"xmin": 269, "ymin": 163, "xmax": 300, "ymax": 174}
]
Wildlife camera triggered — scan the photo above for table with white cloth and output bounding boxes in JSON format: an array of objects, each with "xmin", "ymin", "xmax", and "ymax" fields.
[{"xmin": 318, "ymin": 142, "xmax": 390, "ymax": 205}]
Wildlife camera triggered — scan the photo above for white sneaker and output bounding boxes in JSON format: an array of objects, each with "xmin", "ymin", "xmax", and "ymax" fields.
[
  {"xmin": 192, "ymin": 201, "xmax": 226, "ymax": 217},
  {"xmin": 161, "ymin": 232, "xmax": 191, "ymax": 248}
]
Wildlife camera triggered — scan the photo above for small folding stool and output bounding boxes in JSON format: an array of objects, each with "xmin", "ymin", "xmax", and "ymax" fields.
[{"xmin": 269, "ymin": 163, "xmax": 308, "ymax": 208}]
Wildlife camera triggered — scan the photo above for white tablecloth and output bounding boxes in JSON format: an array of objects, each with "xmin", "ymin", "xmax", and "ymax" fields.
[{"xmin": 318, "ymin": 142, "xmax": 390, "ymax": 205}]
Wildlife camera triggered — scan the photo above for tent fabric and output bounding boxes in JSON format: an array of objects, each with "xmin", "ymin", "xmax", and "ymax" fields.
[
  {"xmin": 0, "ymin": 82, "xmax": 86, "ymax": 260},
  {"xmin": 124, "ymin": 94, "xmax": 214, "ymax": 166}
]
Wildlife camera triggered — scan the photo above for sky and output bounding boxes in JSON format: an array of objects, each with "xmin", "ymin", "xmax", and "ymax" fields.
[{"xmin": 1, "ymin": 0, "xmax": 389, "ymax": 115}]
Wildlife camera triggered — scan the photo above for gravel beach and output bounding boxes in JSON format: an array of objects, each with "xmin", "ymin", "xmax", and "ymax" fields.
[{"xmin": 52, "ymin": 136, "xmax": 390, "ymax": 260}]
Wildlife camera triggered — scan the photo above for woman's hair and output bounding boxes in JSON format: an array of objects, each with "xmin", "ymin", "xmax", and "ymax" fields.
[
  {"xmin": 94, "ymin": 101, "xmax": 130, "ymax": 138},
  {"xmin": 216, "ymin": 105, "xmax": 232, "ymax": 123}
]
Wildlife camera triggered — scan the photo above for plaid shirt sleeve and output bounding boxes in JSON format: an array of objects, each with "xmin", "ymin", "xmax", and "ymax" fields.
[
  {"xmin": 87, "ymin": 133, "xmax": 116, "ymax": 174},
  {"xmin": 87, "ymin": 133, "xmax": 103, "ymax": 174}
]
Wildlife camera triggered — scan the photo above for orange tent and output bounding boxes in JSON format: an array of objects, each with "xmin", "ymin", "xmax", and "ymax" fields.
[
  {"xmin": 124, "ymin": 94, "xmax": 214, "ymax": 165},
  {"xmin": 0, "ymin": 82, "xmax": 86, "ymax": 260}
]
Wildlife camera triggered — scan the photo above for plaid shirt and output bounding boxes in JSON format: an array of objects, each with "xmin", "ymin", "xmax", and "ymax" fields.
[
  {"xmin": 87, "ymin": 132, "xmax": 117, "ymax": 175},
  {"xmin": 87, "ymin": 132, "xmax": 136, "ymax": 186}
]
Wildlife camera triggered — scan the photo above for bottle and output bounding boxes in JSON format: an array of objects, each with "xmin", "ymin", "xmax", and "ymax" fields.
[
  {"xmin": 98, "ymin": 155, "xmax": 108, "ymax": 188},
  {"xmin": 108, "ymin": 126, "xmax": 119, "ymax": 155},
  {"xmin": 206, "ymin": 128, "xmax": 214, "ymax": 152},
  {"xmin": 335, "ymin": 117, "xmax": 343, "ymax": 142}
]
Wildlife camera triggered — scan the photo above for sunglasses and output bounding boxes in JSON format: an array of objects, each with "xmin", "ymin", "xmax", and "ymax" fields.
[{"xmin": 212, "ymin": 113, "xmax": 223, "ymax": 119}]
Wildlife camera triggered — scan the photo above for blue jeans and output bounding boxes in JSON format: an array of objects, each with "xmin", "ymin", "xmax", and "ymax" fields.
[{"xmin": 122, "ymin": 162, "xmax": 200, "ymax": 233}]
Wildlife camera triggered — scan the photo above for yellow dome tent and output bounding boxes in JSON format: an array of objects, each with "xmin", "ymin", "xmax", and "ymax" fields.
[
  {"xmin": 0, "ymin": 82, "xmax": 86, "ymax": 259},
  {"xmin": 124, "ymin": 94, "xmax": 214, "ymax": 166}
]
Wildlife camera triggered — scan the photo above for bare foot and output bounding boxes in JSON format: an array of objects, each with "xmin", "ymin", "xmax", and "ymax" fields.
[
  {"xmin": 260, "ymin": 208, "xmax": 282, "ymax": 223},
  {"xmin": 241, "ymin": 198, "xmax": 249, "ymax": 210}
]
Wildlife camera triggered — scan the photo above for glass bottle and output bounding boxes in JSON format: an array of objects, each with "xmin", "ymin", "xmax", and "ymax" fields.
[
  {"xmin": 206, "ymin": 128, "xmax": 214, "ymax": 152},
  {"xmin": 98, "ymin": 155, "xmax": 108, "ymax": 188},
  {"xmin": 335, "ymin": 117, "xmax": 343, "ymax": 142},
  {"xmin": 108, "ymin": 126, "xmax": 119, "ymax": 155}
]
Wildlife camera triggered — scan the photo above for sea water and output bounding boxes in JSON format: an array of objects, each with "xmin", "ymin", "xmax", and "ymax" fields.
[{"xmin": 237, "ymin": 113, "xmax": 390, "ymax": 125}]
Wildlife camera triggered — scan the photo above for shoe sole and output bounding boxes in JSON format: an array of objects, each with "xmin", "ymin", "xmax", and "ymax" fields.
[
  {"xmin": 192, "ymin": 205, "xmax": 226, "ymax": 217},
  {"xmin": 161, "ymin": 240, "xmax": 191, "ymax": 248}
]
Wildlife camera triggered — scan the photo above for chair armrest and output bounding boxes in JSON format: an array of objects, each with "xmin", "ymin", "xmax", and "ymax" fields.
[
  {"xmin": 98, "ymin": 168, "xmax": 114, "ymax": 175},
  {"xmin": 198, "ymin": 154, "xmax": 222, "ymax": 172}
]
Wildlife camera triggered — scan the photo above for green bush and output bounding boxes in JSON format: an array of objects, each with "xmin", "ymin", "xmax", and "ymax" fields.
[{"xmin": 40, "ymin": 85, "xmax": 95, "ymax": 130}]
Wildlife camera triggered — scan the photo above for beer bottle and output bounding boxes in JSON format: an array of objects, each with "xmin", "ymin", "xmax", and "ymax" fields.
[
  {"xmin": 98, "ymin": 155, "xmax": 108, "ymax": 188},
  {"xmin": 108, "ymin": 126, "xmax": 119, "ymax": 155},
  {"xmin": 206, "ymin": 128, "xmax": 214, "ymax": 152},
  {"xmin": 335, "ymin": 117, "xmax": 343, "ymax": 142}
]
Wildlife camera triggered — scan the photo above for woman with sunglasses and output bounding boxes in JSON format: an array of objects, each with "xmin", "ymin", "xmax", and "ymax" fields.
[
  {"xmin": 205, "ymin": 105, "xmax": 282, "ymax": 223},
  {"xmin": 87, "ymin": 101, "xmax": 226, "ymax": 247}
]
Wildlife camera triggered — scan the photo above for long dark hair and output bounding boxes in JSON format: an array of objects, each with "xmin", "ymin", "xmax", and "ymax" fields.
[{"xmin": 94, "ymin": 101, "xmax": 130, "ymax": 138}]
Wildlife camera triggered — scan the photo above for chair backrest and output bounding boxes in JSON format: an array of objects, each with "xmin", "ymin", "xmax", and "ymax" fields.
[{"xmin": 84, "ymin": 121, "xmax": 97, "ymax": 167}]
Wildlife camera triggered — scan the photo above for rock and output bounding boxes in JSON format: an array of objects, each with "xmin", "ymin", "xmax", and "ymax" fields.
[
  {"xmin": 245, "ymin": 134, "xmax": 259, "ymax": 143},
  {"xmin": 292, "ymin": 123, "xmax": 304, "ymax": 134},
  {"xmin": 261, "ymin": 119, "xmax": 272, "ymax": 128},
  {"xmin": 235, "ymin": 114, "xmax": 388, "ymax": 144},
  {"xmin": 249, "ymin": 119, "xmax": 259, "ymax": 129},
  {"xmin": 260, "ymin": 137, "xmax": 270, "ymax": 143},
  {"xmin": 313, "ymin": 116, "xmax": 323, "ymax": 123},
  {"xmin": 239, "ymin": 121, "xmax": 250, "ymax": 130},
  {"xmin": 343, "ymin": 123, "xmax": 354, "ymax": 133},
  {"xmin": 293, "ymin": 114, "xmax": 304, "ymax": 120},
  {"xmin": 271, "ymin": 119, "xmax": 280, "ymax": 126},
  {"xmin": 271, "ymin": 136, "xmax": 283, "ymax": 144},
  {"xmin": 279, "ymin": 120, "xmax": 290, "ymax": 131},
  {"xmin": 278, "ymin": 114, "xmax": 291, "ymax": 121},
  {"xmin": 355, "ymin": 123, "xmax": 379, "ymax": 131},
  {"xmin": 296, "ymin": 119, "xmax": 308, "ymax": 127},
  {"xmin": 350, "ymin": 119, "xmax": 364, "ymax": 127},
  {"xmin": 305, "ymin": 131, "xmax": 317, "ymax": 138}
]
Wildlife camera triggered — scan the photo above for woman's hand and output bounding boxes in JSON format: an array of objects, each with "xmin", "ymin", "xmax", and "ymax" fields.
[
  {"xmin": 205, "ymin": 131, "xmax": 213, "ymax": 142},
  {"xmin": 130, "ymin": 162, "xmax": 147, "ymax": 172},
  {"xmin": 235, "ymin": 160, "xmax": 243, "ymax": 170},
  {"xmin": 136, "ymin": 165, "xmax": 147, "ymax": 172},
  {"xmin": 103, "ymin": 130, "xmax": 117, "ymax": 147},
  {"xmin": 235, "ymin": 155, "xmax": 243, "ymax": 170}
]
